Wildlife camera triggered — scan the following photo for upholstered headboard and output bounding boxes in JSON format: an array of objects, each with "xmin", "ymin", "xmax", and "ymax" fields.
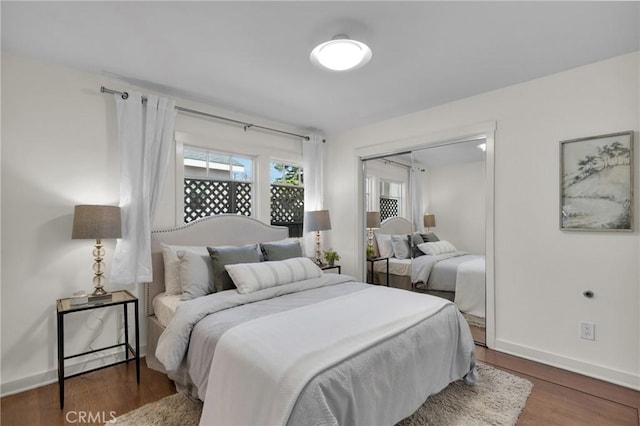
[
  {"xmin": 371, "ymin": 216, "xmax": 414, "ymax": 256},
  {"xmin": 145, "ymin": 215, "xmax": 288, "ymax": 316},
  {"xmin": 379, "ymin": 216, "xmax": 413, "ymax": 235}
]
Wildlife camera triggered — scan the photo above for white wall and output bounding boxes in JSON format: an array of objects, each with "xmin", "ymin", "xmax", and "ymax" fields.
[
  {"xmin": 424, "ymin": 161, "xmax": 485, "ymax": 254},
  {"xmin": 326, "ymin": 52, "xmax": 639, "ymax": 389},
  {"xmin": 0, "ymin": 52, "xmax": 305, "ymax": 395}
]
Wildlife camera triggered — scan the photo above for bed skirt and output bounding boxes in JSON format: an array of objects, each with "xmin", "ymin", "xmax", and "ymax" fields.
[{"xmin": 146, "ymin": 315, "xmax": 167, "ymax": 374}]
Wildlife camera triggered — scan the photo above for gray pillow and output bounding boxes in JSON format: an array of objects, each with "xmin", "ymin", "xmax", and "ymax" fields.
[
  {"xmin": 178, "ymin": 250, "xmax": 214, "ymax": 301},
  {"xmin": 421, "ymin": 232, "xmax": 440, "ymax": 242},
  {"xmin": 391, "ymin": 235, "xmax": 411, "ymax": 260},
  {"xmin": 260, "ymin": 240, "xmax": 302, "ymax": 261},
  {"xmin": 207, "ymin": 244, "xmax": 262, "ymax": 292},
  {"xmin": 408, "ymin": 232, "xmax": 426, "ymax": 258}
]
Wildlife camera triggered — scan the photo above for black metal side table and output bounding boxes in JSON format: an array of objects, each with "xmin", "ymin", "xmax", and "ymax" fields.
[
  {"xmin": 367, "ymin": 257, "xmax": 390, "ymax": 286},
  {"xmin": 321, "ymin": 264, "xmax": 342, "ymax": 274},
  {"xmin": 56, "ymin": 290, "xmax": 140, "ymax": 409}
]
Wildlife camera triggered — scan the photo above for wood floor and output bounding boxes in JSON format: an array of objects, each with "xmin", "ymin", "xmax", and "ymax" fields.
[{"xmin": 2, "ymin": 349, "xmax": 638, "ymax": 425}]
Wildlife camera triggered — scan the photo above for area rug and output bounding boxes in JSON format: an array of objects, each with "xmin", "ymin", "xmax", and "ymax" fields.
[
  {"xmin": 108, "ymin": 363, "xmax": 532, "ymax": 426},
  {"xmin": 463, "ymin": 312, "xmax": 486, "ymax": 329}
]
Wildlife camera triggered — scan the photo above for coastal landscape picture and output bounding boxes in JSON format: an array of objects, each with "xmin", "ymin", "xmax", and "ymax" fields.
[{"xmin": 560, "ymin": 131, "xmax": 634, "ymax": 231}]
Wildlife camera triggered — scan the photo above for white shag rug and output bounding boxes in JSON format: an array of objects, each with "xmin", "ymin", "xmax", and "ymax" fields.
[
  {"xmin": 108, "ymin": 363, "xmax": 532, "ymax": 426},
  {"xmin": 463, "ymin": 313, "xmax": 486, "ymax": 329}
]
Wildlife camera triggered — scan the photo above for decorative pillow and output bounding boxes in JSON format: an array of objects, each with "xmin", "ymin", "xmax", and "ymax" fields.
[
  {"xmin": 178, "ymin": 250, "xmax": 214, "ymax": 300},
  {"xmin": 420, "ymin": 232, "xmax": 440, "ymax": 242},
  {"xmin": 207, "ymin": 244, "xmax": 262, "ymax": 292},
  {"xmin": 226, "ymin": 257, "xmax": 323, "ymax": 294},
  {"xmin": 161, "ymin": 244, "xmax": 182, "ymax": 295},
  {"xmin": 391, "ymin": 234, "xmax": 411, "ymax": 259},
  {"xmin": 408, "ymin": 232, "xmax": 425, "ymax": 258},
  {"xmin": 162, "ymin": 244, "xmax": 211, "ymax": 295},
  {"xmin": 260, "ymin": 240, "xmax": 302, "ymax": 261},
  {"xmin": 374, "ymin": 233, "xmax": 393, "ymax": 258},
  {"xmin": 408, "ymin": 232, "xmax": 424, "ymax": 245},
  {"xmin": 418, "ymin": 240, "xmax": 457, "ymax": 256}
]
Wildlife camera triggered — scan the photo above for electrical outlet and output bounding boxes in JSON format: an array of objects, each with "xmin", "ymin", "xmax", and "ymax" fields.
[{"xmin": 580, "ymin": 322, "xmax": 595, "ymax": 340}]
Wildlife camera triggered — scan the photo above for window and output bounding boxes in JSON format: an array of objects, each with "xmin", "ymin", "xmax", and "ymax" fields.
[
  {"xmin": 379, "ymin": 180, "xmax": 403, "ymax": 221},
  {"xmin": 183, "ymin": 146, "xmax": 254, "ymax": 223},
  {"xmin": 270, "ymin": 161, "xmax": 304, "ymax": 237}
]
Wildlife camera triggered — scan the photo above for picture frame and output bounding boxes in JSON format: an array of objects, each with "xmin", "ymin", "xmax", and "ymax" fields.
[{"xmin": 560, "ymin": 131, "xmax": 634, "ymax": 231}]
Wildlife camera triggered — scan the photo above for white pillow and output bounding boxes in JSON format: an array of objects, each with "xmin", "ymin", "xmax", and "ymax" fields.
[
  {"xmin": 161, "ymin": 244, "xmax": 182, "ymax": 295},
  {"xmin": 418, "ymin": 240, "xmax": 458, "ymax": 256},
  {"xmin": 374, "ymin": 233, "xmax": 393, "ymax": 258},
  {"xmin": 162, "ymin": 244, "xmax": 212, "ymax": 295},
  {"xmin": 178, "ymin": 250, "xmax": 214, "ymax": 300},
  {"xmin": 225, "ymin": 257, "xmax": 323, "ymax": 294},
  {"xmin": 391, "ymin": 235, "xmax": 410, "ymax": 259}
]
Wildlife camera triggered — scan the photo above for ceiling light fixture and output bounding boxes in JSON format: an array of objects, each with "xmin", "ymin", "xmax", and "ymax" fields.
[{"xmin": 310, "ymin": 35, "xmax": 372, "ymax": 72}]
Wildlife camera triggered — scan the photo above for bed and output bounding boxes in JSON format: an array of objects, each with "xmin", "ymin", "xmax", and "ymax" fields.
[
  {"xmin": 145, "ymin": 214, "xmax": 477, "ymax": 425},
  {"xmin": 372, "ymin": 217, "xmax": 486, "ymax": 319}
]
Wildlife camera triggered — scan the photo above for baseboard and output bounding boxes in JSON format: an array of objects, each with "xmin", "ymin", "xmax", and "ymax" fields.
[
  {"xmin": 495, "ymin": 338, "xmax": 639, "ymax": 391},
  {"xmin": 1, "ymin": 344, "xmax": 147, "ymax": 397}
]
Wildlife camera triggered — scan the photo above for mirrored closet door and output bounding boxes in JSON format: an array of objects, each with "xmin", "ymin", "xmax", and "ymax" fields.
[
  {"xmin": 361, "ymin": 140, "xmax": 487, "ymax": 345},
  {"xmin": 410, "ymin": 141, "xmax": 487, "ymax": 345}
]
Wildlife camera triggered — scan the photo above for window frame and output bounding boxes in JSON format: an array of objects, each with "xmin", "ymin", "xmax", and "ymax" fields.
[
  {"xmin": 379, "ymin": 178, "xmax": 404, "ymax": 220},
  {"xmin": 181, "ymin": 144, "xmax": 257, "ymax": 223}
]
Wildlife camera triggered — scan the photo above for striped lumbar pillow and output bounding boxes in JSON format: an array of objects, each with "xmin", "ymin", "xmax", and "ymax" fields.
[
  {"xmin": 225, "ymin": 257, "xmax": 323, "ymax": 294},
  {"xmin": 417, "ymin": 240, "xmax": 458, "ymax": 256}
]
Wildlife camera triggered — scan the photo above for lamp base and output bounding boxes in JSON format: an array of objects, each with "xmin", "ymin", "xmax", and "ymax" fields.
[
  {"xmin": 314, "ymin": 230, "xmax": 323, "ymax": 266},
  {"xmin": 91, "ymin": 287, "xmax": 108, "ymax": 297}
]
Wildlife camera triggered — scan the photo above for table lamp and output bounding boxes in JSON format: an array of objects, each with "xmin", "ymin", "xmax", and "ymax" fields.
[
  {"xmin": 72, "ymin": 205, "xmax": 122, "ymax": 296},
  {"xmin": 366, "ymin": 211, "xmax": 381, "ymax": 248},
  {"xmin": 305, "ymin": 210, "xmax": 332, "ymax": 266}
]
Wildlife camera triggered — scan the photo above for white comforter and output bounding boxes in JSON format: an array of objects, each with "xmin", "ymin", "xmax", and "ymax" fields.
[
  {"xmin": 200, "ymin": 286, "xmax": 453, "ymax": 426},
  {"xmin": 157, "ymin": 274, "xmax": 477, "ymax": 426},
  {"xmin": 411, "ymin": 251, "xmax": 466, "ymax": 285},
  {"xmin": 454, "ymin": 257, "xmax": 486, "ymax": 318}
]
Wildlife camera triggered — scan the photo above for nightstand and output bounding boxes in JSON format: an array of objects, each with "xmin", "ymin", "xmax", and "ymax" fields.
[
  {"xmin": 321, "ymin": 264, "xmax": 341, "ymax": 274},
  {"xmin": 56, "ymin": 290, "xmax": 140, "ymax": 409},
  {"xmin": 367, "ymin": 257, "xmax": 389, "ymax": 286}
]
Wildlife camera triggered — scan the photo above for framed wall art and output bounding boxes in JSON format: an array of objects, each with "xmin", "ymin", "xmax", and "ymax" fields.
[{"xmin": 560, "ymin": 131, "xmax": 634, "ymax": 231}]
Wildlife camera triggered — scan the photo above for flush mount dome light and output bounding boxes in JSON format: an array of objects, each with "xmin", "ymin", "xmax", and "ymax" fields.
[{"xmin": 310, "ymin": 35, "xmax": 372, "ymax": 71}]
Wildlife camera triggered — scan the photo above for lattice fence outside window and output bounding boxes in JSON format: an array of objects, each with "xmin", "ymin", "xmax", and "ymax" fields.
[
  {"xmin": 270, "ymin": 184, "xmax": 304, "ymax": 237},
  {"xmin": 380, "ymin": 197, "xmax": 399, "ymax": 221},
  {"xmin": 184, "ymin": 179, "xmax": 252, "ymax": 223}
]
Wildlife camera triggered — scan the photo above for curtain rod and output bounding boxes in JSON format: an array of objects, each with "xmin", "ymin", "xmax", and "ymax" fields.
[
  {"xmin": 380, "ymin": 157, "xmax": 411, "ymax": 169},
  {"xmin": 100, "ymin": 86, "xmax": 311, "ymax": 141}
]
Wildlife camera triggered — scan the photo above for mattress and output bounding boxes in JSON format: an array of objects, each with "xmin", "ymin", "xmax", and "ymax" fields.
[{"xmin": 152, "ymin": 292, "xmax": 183, "ymax": 327}]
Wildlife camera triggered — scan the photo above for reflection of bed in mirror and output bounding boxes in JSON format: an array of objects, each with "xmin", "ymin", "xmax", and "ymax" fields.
[{"xmin": 371, "ymin": 217, "xmax": 485, "ymax": 319}]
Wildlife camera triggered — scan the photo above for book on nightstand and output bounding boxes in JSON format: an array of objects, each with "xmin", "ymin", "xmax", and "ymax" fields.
[{"xmin": 88, "ymin": 293, "xmax": 113, "ymax": 303}]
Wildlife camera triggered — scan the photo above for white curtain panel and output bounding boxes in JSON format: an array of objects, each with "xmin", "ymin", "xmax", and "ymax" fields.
[
  {"xmin": 111, "ymin": 92, "xmax": 177, "ymax": 285},
  {"xmin": 302, "ymin": 135, "xmax": 325, "ymax": 256},
  {"xmin": 410, "ymin": 166, "xmax": 425, "ymax": 233}
]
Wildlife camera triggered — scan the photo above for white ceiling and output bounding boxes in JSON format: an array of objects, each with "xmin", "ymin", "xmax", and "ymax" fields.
[{"xmin": 2, "ymin": 2, "xmax": 638, "ymax": 135}]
